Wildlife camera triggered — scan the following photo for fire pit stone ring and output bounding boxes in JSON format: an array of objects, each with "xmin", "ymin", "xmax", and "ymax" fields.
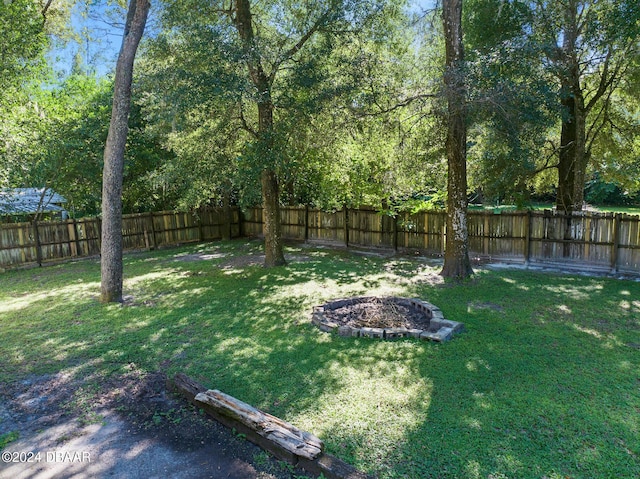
[{"xmin": 311, "ymin": 296, "xmax": 464, "ymax": 342}]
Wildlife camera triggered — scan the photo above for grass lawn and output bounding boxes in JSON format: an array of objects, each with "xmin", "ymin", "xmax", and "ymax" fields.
[
  {"xmin": 1, "ymin": 239, "xmax": 639, "ymax": 478},
  {"xmin": 470, "ymin": 203, "xmax": 640, "ymax": 216}
]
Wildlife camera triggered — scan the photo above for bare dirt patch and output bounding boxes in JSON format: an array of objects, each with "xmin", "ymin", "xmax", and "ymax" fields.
[
  {"xmin": 0, "ymin": 371, "xmax": 310, "ymax": 479},
  {"xmin": 172, "ymin": 251, "xmax": 312, "ymax": 270}
]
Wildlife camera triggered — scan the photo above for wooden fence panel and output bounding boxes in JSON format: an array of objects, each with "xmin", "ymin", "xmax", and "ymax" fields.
[
  {"xmin": 75, "ymin": 218, "xmax": 101, "ymax": 256},
  {"xmin": 467, "ymin": 211, "xmax": 528, "ymax": 260},
  {"xmin": 617, "ymin": 214, "xmax": 640, "ymax": 272},
  {"xmin": 2, "ymin": 206, "xmax": 640, "ymax": 274},
  {"xmin": 151, "ymin": 211, "xmax": 197, "ymax": 247},
  {"xmin": 398, "ymin": 211, "xmax": 446, "ymax": 254},
  {"xmin": 0, "ymin": 207, "xmax": 236, "ymax": 269},
  {"xmin": 583, "ymin": 213, "xmax": 615, "ymax": 265},
  {"xmin": 37, "ymin": 221, "xmax": 73, "ymax": 262},
  {"xmin": 280, "ymin": 207, "xmax": 306, "ymax": 240},
  {"xmin": 122, "ymin": 213, "xmax": 151, "ymax": 251},
  {"xmin": 348, "ymin": 208, "xmax": 394, "ymax": 249},
  {"xmin": 198, "ymin": 208, "xmax": 220, "ymax": 240},
  {"xmin": 242, "ymin": 207, "xmax": 263, "ymax": 237},
  {"xmin": 0, "ymin": 223, "xmax": 37, "ymax": 267},
  {"xmin": 528, "ymin": 211, "xmax": 614, "ymax": 270},
  {"xmin": 307, "ymin": 209, "xmax": 345, "ymax": 244}
]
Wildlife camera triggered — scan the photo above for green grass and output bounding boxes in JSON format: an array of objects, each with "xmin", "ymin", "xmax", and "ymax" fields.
[
  {"xmin": 1, "ymin": 239, "xmax": 639, "ymax": 478},
  {"xmin": 470, "ymin": 202, "xmax": 640, "ymax": 216},
  {"xmin": 0, "ymin": 431, "xmax": 19, "ymax": 449},
  {"xmin": 589, "ymin": 205, "xmax": 640, "ymax": 216}
]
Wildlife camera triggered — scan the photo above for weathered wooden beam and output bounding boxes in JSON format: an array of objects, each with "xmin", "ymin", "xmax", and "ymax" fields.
[
  {"xmin": 169, "ymin": 372, "xmax": 207, "ymax": 404},
  {"xmin": 195, "ymin": 389, "xmax": 323, "ymax": 461},
  {"xmin": 169, "ymin": 374, "xmax": 376, "ymax": 478}
]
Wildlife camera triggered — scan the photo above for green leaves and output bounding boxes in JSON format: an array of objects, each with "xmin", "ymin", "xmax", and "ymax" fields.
[{"xmin": 0, "ymin": 0, "xmax": 48, "ymax": 96}]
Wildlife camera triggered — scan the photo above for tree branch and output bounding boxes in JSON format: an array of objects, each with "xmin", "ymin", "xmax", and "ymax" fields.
[
  {"xmin": 238, "ymin": 103, "xmax": 258, "ymax": 138},
  {"xmin": 530, "ymin": 140, "xmax": 560, "ymax": 176},
  {"xmin": 41, "ymin": 0, "xmax": 53, "ymax": 25},
  {"xmin": 584, "ymin": 47, "xmax": 628, "ymax": 114},
  {"xmin": 268, "ymin": 9, "xmax": 332, "ymax": 84},
  {"xmin": 349, "ymin": 93, "xmax": 437, "ymax": 117},
  {"xmin": 584, "ymin": 48, "xmax": 613, "ymax": 113}
]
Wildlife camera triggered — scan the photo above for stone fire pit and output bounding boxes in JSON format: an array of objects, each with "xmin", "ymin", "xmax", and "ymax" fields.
[{"xmin": 311, "ymin": 296, "xmax": 464, "ymax": 342}]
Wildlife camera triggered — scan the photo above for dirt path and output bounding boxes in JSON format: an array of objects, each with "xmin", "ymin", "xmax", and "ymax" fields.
[{"xmin": 0, "ymin": 371, "xmax": 309, "ymax": 479}]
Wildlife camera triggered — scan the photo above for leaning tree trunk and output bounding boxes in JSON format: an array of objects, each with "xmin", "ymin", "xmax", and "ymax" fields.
[
  {"xmin": 440, "ymin": 0, "xmax": 473, "ymax": 279},
  {"xmin": 100, "ymin": 0, "xmax": 150, "ymax": 303},
  {"xmin": 234, "ymin": 0, "xmax": 286, "ymax": 267}
]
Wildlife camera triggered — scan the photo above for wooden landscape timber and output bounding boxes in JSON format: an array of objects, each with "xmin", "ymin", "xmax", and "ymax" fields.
[
  {"xmin": 195, "ymin": 389, "xmax": 323, "ymax": 461},
  {"xmin": 170, "ymin": 373, "xmax": 374, "ymax": 479}
]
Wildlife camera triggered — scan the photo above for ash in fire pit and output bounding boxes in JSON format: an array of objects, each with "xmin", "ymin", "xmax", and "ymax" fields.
[{"xmin": 312, "ymin": 297, "xmax": 464, "ymax": 342}]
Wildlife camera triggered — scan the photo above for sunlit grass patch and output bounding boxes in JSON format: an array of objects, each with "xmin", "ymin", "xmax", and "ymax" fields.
[{"xmin": 0, "ymin": 239, "xmax": 639, "ymax": 478}]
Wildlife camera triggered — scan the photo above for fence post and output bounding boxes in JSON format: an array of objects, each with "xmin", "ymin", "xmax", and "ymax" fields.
[
  {"xmin": 304, "ymin": 205, "xmax": 309, "ymax": 242},
  {"xmin": 33, "ymin": 219, "xmax": 42, "ymax": 267},
  {"xmin": 611, "ymin": 213, "xmax": 621, "ymax": 273},
  {"xmin": 148, "ymin": 212, "xmax": 156, "ymax": 250},
  {"xmin": 222, "ymin": 199, "xmax": 232, "ymax": 241},
  {"xmin": 238, "ymin": 209, "xmax": 245, "ymax": 238},
  {"xmin": 17, "ymin": 225, "xmax": 27, "ymax": 264},
  {"xmin": 524, "ymin": 210, "xmax": 532, "ymax": 266},
  {"xmin": 392, "ymin": 213, "xmax": 399, "ymax": 251},
  {"xmin": 196, "ymin": 209, "xmax": 204, "ymax": 242},
  {"xmin": 483, "ymin": 213, "xmax": 490, "ymax": 257},
  {"xmin": 344, "ymin": 207, "xmax": 349, "ymax": 247},
  {"xmin": 69, "ymin": 219, "xmax": 80, "ymax": 257}
]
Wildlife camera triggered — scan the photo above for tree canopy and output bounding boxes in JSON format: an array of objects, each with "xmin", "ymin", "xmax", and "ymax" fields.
[{"xmin": 1, "ymin": 0, "xmax": 638, "ymax": 267}]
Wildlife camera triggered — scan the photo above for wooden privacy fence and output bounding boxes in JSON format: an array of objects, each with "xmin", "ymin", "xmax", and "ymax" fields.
[
  {"xmin": 0, "ymin": 208, "xmax": 241, "ymax": 269},
  {"xmin": 2, "ymin": 205, "xmax": 639, "ymax": 274},
  {"xmin": 246, "ymin": 206, "xmax": 640, "ymax": 274}
]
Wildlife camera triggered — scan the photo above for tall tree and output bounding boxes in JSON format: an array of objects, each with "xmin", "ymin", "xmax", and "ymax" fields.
[
  {"xmin": 232, "ymin": 0, "xmax": 285, "ymax": 266},
  {"xmin": 462, "ymin": 0, "xmax": 556, "ymax": 206},
  {"xmin": 144, "ymin": 0, "xmax": 403, "ymax": 267},
  {"xmin": 100, "ymin": 0, "xmax": 150, "ymax": 303},
  {"xmin": 547, "ymin": 0, "xmax": 639, "ymax": 213},
  {"xmin": 462, "ymin": 0, "xmax": 639, "ymax": 212},
  {"xmin": 478, "ymin": 0, "xmax": 639, "ymax": 212},
  {"xmin": 440, "ymin": 0, "xmax": 472, "ymax": 278}
]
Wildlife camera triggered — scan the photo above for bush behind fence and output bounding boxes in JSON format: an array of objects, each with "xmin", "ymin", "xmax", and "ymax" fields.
[{"xmin": 1, "ymin": 206, "xmax": 639, "ymax": 274}]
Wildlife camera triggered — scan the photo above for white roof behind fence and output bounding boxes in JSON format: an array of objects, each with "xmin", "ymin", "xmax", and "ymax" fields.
[{"xmin": 0, "ymin": 188, "xmax": 68, "ymax": 215}]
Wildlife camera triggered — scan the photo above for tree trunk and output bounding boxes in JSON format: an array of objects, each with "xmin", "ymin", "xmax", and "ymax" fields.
[
  {"xmin": 234, "ymin": 0, "xmax": 286, "ymax": 267},
  {"xmin": 262, "ymin": 169, "xmax": 285, "ymax": 266},
  {"xmin": 257, "ymin": 101, "xmax": 285, "ymax": 266},
  {"xmin": 100, "ymin": 0, "xmax": 150, "ymax": 303},
  {"xmin": 555, "ymin": 2, "xmax": 587, "ymax": 214},
  {"xmin": 440, "ymin": 0, "xmax": 473, "ymax": 279},
  {"xmin": 557, "ymin": 95, "xmax": 587, "ymax": 214}
]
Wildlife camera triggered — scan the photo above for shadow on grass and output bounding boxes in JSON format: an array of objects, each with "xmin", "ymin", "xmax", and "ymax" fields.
[
  {"xmin": 1, "ymin": 239, "xmax": 639, "ymax": 478},
  {"xmin": 375, "ymin": 271, "xmax": 640, "ymax": 479}
]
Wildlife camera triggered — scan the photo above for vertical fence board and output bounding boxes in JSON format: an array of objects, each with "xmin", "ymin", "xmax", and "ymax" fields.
[{"xmin": 2, "ymin": 206, "xmax": 640, "ymax": 274}]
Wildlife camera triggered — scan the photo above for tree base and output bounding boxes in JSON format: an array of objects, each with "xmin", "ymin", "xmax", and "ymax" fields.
[
  {"xmin": 100, "ymin": 290, "xmax": 123, "ymax": 304},
  {"xmin": 440, "ymin": 257, "xmax": 473, "ymax": 280},
  {"xmin": 264, "ymin": 258, "xmax": 287, "ymax": 267}
]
